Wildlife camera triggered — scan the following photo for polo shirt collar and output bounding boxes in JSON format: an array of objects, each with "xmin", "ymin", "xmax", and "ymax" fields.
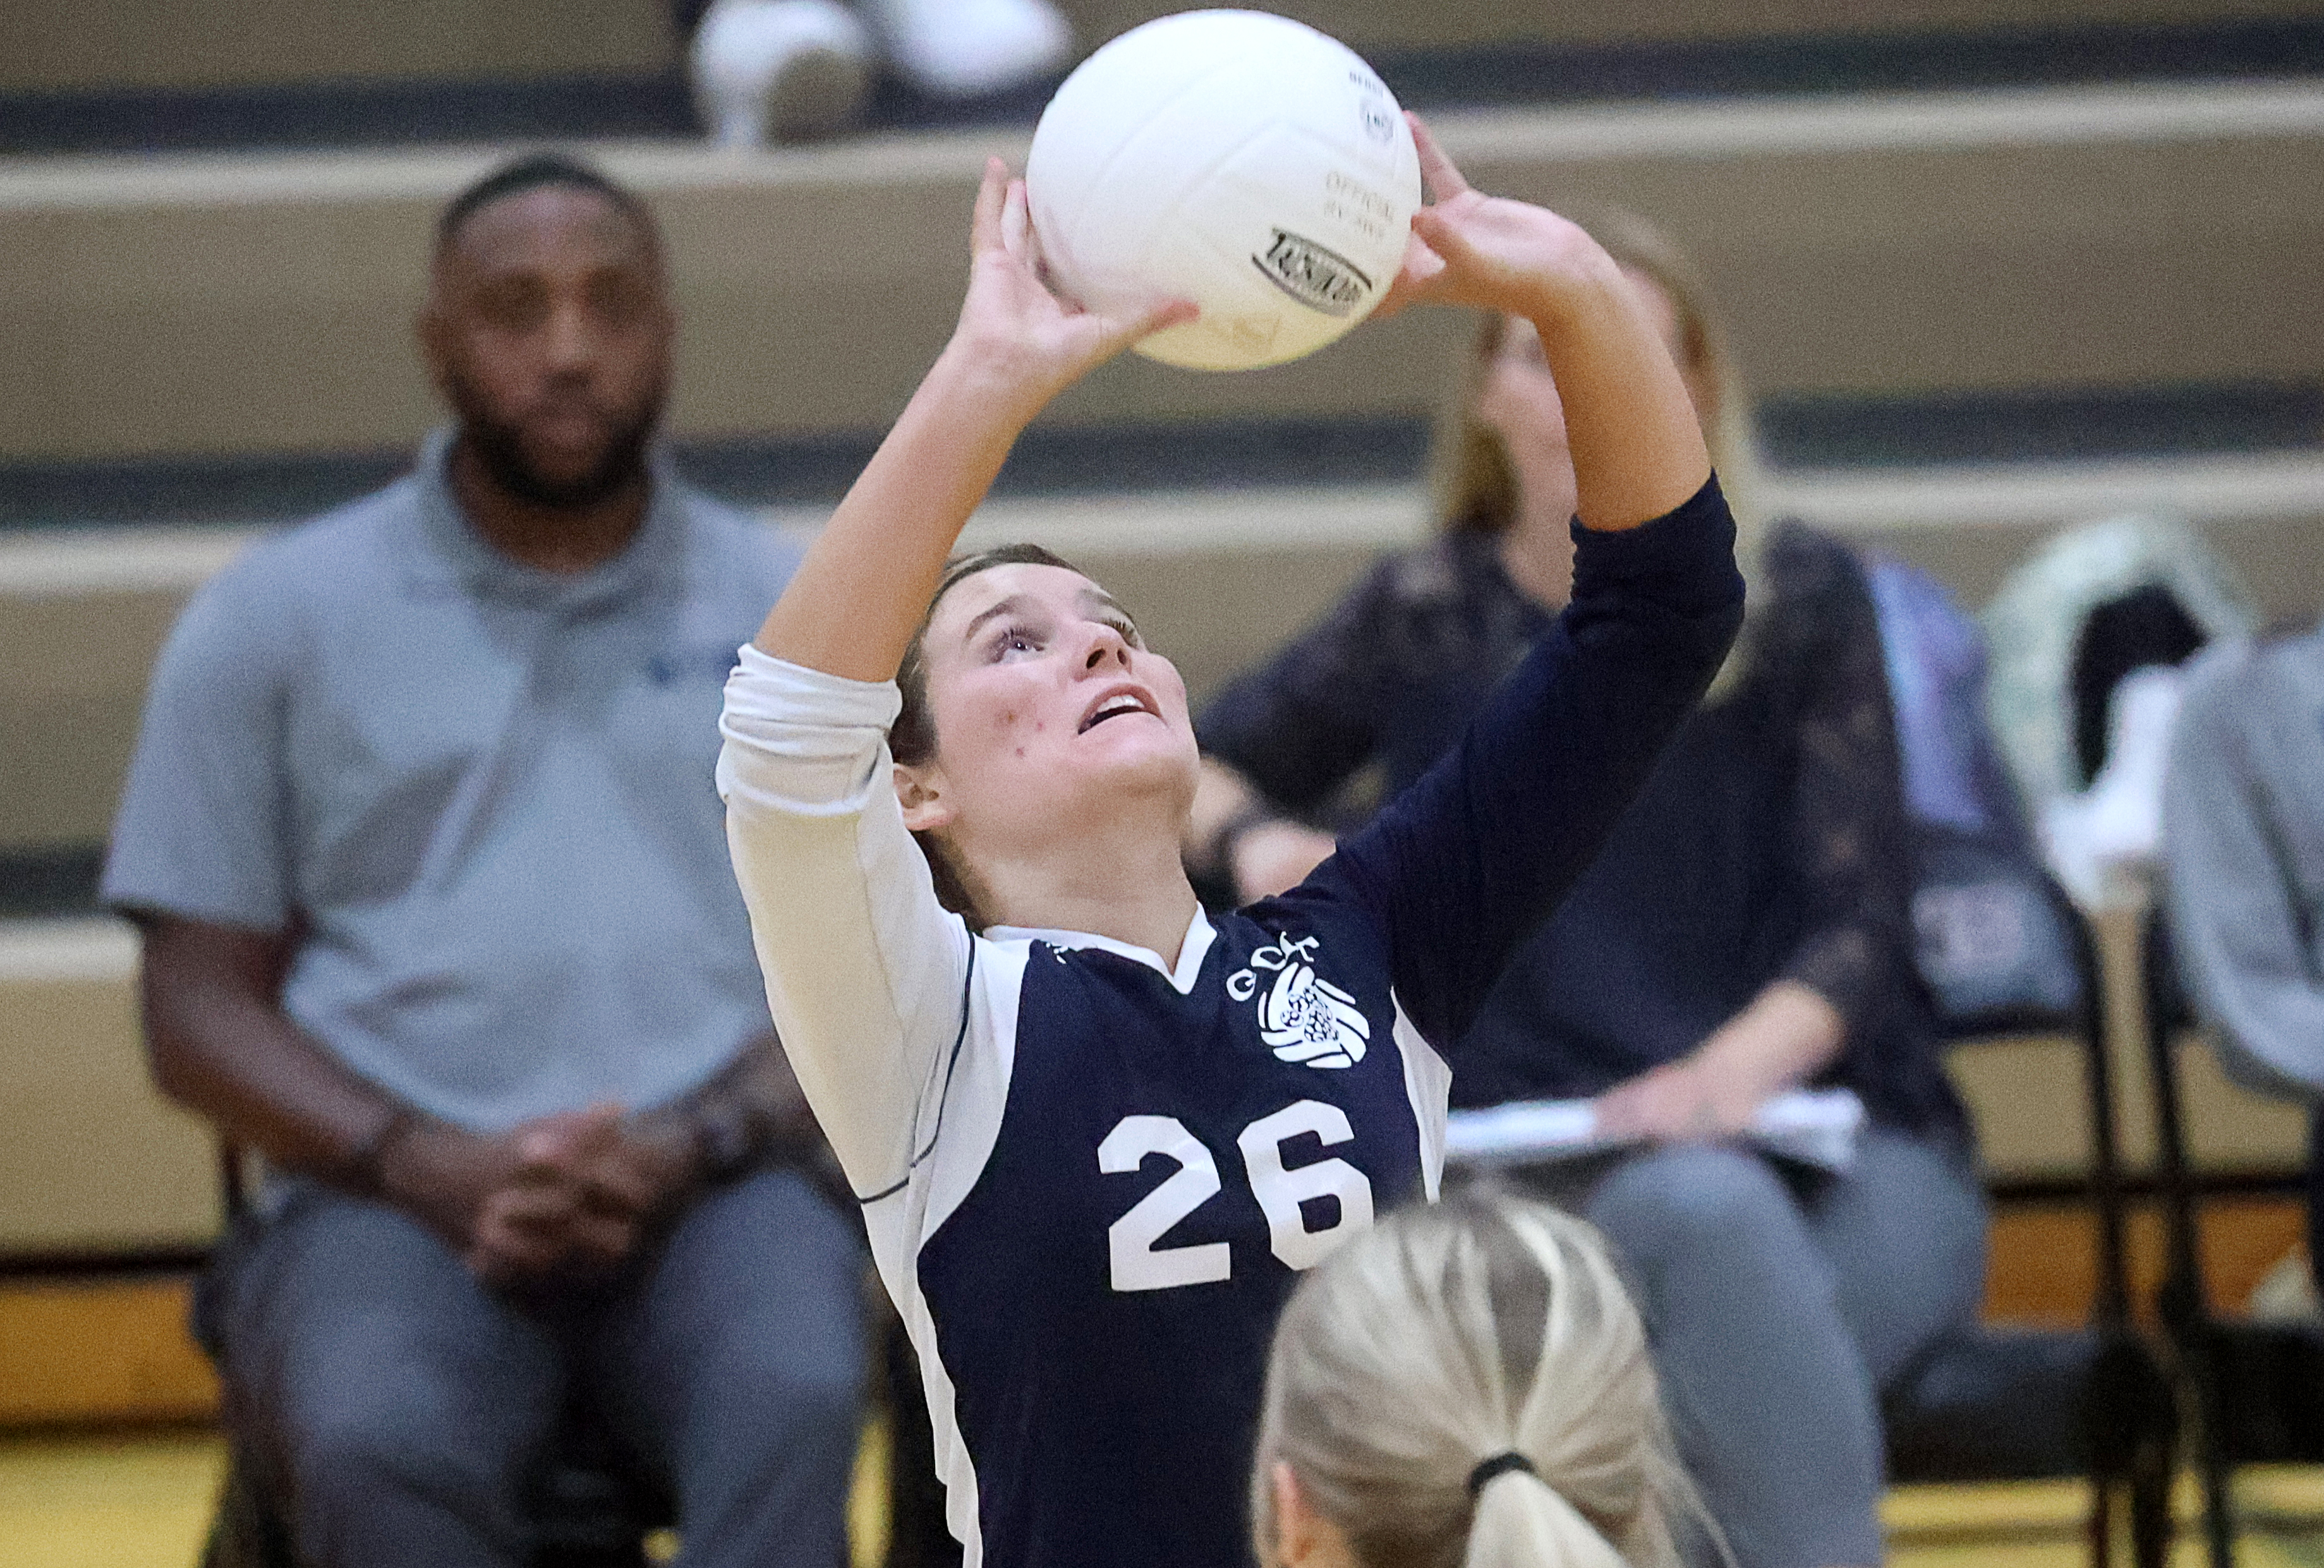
[{"xmin": 406, "ymin": 427, "xmax": 685, "ymax": 612}]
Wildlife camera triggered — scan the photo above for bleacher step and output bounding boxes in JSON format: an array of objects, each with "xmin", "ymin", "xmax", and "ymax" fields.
[{"xmin": 4, "ymin": 81, "xmax": 2320, "ymax": 469}]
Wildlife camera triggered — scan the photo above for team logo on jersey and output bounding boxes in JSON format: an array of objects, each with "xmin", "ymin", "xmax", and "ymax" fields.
[{"xmin": 1226, "ymin": 935, "xmax": 1371, "ymax": 1070}]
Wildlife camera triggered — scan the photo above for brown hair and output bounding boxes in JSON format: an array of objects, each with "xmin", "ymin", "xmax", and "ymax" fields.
[{"xmin": 890, "ymin": 541, "xmax": 1094, "ymax": 925}]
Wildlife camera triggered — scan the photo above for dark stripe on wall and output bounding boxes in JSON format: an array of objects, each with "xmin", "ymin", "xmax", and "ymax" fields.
[
  {"xmin": 0, "ymin": 16, "xmax": 2319, "ymax": 156},
  {"xmin": 1759, "ymin": 378, "xmax": 2324, "ymax": 469},
  {"xmin": 1, "ymin": 380, "xmax": 2315, "ymax": 532},
  {"xmin": 0, "ymin": 846, "xmax": 109, "ymax": 920}
]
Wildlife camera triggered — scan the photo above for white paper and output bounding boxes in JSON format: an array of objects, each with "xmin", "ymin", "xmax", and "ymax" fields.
[{"xmin": 1444, "ymin": 1087, "xmax": 1867, "ymax": 1175}]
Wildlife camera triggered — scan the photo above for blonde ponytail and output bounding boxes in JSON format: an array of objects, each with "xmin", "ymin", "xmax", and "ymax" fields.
[
  {"xmin": 1466, "ymin": 1468, "xmax": 1629, "ymax": 1568},
  {"xmin": 1252, "ymin": 1192, "xmax": 1721, "ymax": 1568}
]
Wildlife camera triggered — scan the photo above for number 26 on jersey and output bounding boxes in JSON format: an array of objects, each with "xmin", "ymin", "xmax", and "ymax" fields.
[{"xmin": 1098, "ymin": 1101, "xmax": 1375, "ymax": 1293}]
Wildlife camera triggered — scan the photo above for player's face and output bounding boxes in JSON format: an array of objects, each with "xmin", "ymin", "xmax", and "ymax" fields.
[
  {"xmin": 421, "ymin": 186, "xmax": 674, "ymax": 508},
  {"xmin": 902, "ymin": 564, "xmax": 1201, "ymax": 849}
]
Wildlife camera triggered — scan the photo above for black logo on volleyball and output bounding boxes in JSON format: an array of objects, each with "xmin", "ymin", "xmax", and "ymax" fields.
[{"xmin": 1252, "ymin": 229, "xmax": 1373, "ymax": 318}]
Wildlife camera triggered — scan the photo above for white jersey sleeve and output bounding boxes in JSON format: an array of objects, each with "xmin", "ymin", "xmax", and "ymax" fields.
[{"xmin": 717, "ymin": 644, "xmax": 974, "ymax": 1198}]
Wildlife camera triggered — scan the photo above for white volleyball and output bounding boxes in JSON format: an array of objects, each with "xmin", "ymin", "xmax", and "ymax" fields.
[{"xmin": 1025, "ymin": 9, "xmax": 1422, "ymax": 373}]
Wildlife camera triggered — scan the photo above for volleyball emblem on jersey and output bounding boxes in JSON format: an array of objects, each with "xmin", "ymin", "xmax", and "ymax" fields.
[{"xmin": 1226, "ymin": 935, "xmax": 1370, "ymax": 1070}]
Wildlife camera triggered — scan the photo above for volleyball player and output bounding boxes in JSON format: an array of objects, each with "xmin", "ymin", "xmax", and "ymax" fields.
[
  {"xmin": 717, "ymin": 119, "xmax": 1743, "ymax": 1567},
  {"xmin": 1254, "ymin": 1192, "xmax": 1714, "ymax": 1568}
]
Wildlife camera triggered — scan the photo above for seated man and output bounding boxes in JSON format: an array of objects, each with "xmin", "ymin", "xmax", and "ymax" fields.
[
  {"xmin": 2164, "ymin": 616, "xmax": 2324, "ymax": 1296},
  {"xmin": 104, "ymin": 154, "xmax": 861, "ymax": 1568}
]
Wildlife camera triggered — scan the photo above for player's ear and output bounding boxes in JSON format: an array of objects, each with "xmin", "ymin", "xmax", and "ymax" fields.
[
  {"xmin": 1268, "ymin": 1462, "xmax": 1327, "ymax": 1568},
  {"xmin": 895, "ymin": 763, "xmax": 955, "ymax": 834}
]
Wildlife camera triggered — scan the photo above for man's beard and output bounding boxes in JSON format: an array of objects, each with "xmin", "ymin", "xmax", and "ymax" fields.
[{"xmin": 448, "ymin": 373, "xmax": 665, "ymax": 510}]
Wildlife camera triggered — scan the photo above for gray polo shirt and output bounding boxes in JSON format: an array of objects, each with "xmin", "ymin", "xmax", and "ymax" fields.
[{"xmin": 105, "ymin": 432, "xmax": 803, "ymax": 1131}]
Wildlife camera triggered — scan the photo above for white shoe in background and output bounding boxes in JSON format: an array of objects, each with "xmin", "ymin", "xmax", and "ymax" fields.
[
  {"xmin": 691, "ymin": 0, "xmax": 872, "ymax": 146},
  {"xmin": 860, "ymin": 0, "xmax": 1073, "ymax": 98}
]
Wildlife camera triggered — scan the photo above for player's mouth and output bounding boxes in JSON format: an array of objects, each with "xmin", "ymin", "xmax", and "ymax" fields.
[{"xmin": 1078, "ymin": 684, "xmax": 1160, "ymax": 734}]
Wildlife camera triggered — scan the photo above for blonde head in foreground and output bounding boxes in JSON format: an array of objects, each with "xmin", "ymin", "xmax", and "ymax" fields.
[{"xmin": 1254, "ymin": 1193, "xmax": 1720, "ymax": 1568}]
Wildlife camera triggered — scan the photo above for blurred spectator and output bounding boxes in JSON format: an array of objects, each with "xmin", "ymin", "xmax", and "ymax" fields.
[
  {"xmin": 1980, "ymin": 514, "xmax": 2256, "ymax": 906},
  {"xmin": 1252, "ymin": 1191, "xmax": 1714, "ymax": 1568},
  {"xmin": 1193, "ymin": 215, "xmax": 1983, "ymax": 1568},
  {"xmin": 675, "ymin": 0, "xmax": 1072, "ymax": 145},
  {"xmin": 104, "ymin": 154, "xmax": 861, "ymax": 1567},
  {"xmin": 2164, "ymin": 617, "xmax": 2324, "ymax": 1300}
]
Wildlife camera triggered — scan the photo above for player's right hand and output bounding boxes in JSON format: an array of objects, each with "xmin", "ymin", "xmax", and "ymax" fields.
[{"xmin": 944, "ymin": 158, "xmax": 1195, "ymax": 421}]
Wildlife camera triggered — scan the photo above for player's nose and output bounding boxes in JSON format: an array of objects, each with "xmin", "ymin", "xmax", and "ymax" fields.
[{"xmin": 1080, "ymin": 624, "xmax": 1133, "ymax": 670}]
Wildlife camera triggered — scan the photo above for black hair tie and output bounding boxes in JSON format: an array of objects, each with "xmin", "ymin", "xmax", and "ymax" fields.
[{"xmin": 1467, "ymin": 1451, "xmax": 1537, "ymax": 1497}]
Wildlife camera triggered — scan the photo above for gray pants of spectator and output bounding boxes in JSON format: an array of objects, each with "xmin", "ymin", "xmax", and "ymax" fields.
[
  {"xmin": 1525, "ymin": 1126, "xmax": 1987, "ymax": 1568},
  {"xmin": 205, "ymin": 1166, "xmax": 864, "ymax": 1568}
]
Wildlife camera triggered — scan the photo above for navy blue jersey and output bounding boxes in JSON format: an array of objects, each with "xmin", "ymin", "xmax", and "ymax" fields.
[{"xmin": 718, "ymin": 479, "xmax": 1741, "ymax": 1566}]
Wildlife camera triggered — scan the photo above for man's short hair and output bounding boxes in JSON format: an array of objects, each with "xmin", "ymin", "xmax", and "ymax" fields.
[{"xmin": 435, "ymin": 152, "xmax": 660, "ymax": 256}]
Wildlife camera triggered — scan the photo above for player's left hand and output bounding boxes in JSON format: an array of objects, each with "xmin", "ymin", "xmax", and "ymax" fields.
[
  {"xmin": 1592, "ymin": 1058, "xmax": 1761, "ymax": 1144},
  {"xmin": 1374, "ymin": 112, "xmax": 1618, "ymax": 323}
]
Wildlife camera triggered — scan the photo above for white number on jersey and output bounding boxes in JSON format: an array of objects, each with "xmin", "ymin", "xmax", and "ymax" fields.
[
  {"xmin": 1099, "ymin": 1116, "xmax": 1233, "ymax": 1292},
  {"xmin": 1239, "ymin": 1101, "xmax": 1376, "ymax": 1272},
  {"xmin": 1099, "ymin": 1101, "xmax": 1376, "ymax": 1293}
]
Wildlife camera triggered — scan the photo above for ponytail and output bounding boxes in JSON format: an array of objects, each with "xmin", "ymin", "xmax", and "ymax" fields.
[
  {"xmin": 1465, "ymin": 1468, "xmax": 1627, "ymax": 1568},
  {"xmin": 1253, "ymin": 1192, "xmax": 1723, "ymax": 1568}
]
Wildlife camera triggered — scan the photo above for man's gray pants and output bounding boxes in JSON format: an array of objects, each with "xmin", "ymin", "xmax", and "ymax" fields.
[
  {"xmin": 1526, "ymin": 1126, "xmax": 1988, "ymax": 1568},
  {"xmin": 204, "ymin": 1167, "xmax": 865, "ymax": 1568}
]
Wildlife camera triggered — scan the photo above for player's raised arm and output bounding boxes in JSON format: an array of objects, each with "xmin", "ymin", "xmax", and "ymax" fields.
[
  {"xmin": 1384, "ymin": 115, "xmax": 1711, "ymax": 532},
  {"xmin": 754, "ymin": 160, "xmax": 1191, "ymax": 682}
]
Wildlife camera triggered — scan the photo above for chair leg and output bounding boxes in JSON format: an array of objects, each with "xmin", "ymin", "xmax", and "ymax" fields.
[
  {"xmin": 2189, "ymin": 1326, "xmax": 2239, "ymax": 1568},
  {"xmin": 2086, "ymin": 1472, "xmax": 2115, "ymax": 1568},
  {"xmin": 202, "ymin": 1449, "xmax": 298, "ymax": 1568},
  {"xmin": 2092, "ymin": 1382, "xmax": 2179, "ymax": 1568},
  {"xmin": 2130, "ymin": 1416, "xmax": 2176, "ymax": 1568}
]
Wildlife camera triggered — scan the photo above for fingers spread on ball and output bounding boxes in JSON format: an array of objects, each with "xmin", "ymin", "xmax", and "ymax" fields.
[
  {"xmin": 1100, "ymin": 296, "xmax": 1200, "ymax": 354},
  {"xmin": 1408, "ymin": 113, "xmax": 1470, "ymax": 203},
  {"xmin": 1372, "ymin": 230, "xmax": 1447, "ymax": 320},
  {"xmin": 1001, "ymin": 178, "xmax": 1032, "ymax": 260},
  {"xmin": 1407, "ymin": 205, "xmax": 1478, "ymax": 270},
  {"xmin": 1139, "ymin": 297, "xmax": 1201, "ymax": 336},
  {"xmin": 971, "ymin": 157, "xmax": 1010, "ymax": 258}
]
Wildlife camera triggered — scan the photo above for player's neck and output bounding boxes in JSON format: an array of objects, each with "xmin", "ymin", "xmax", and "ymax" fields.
[{"xmin": 976, "ymin": 823, "xmax": 1201, "ymax": 967}]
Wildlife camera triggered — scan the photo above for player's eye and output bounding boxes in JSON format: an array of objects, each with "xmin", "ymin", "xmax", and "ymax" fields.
[{"xmin": 990, "ymin": 624, "xmax": 1043, "ymax": 659}]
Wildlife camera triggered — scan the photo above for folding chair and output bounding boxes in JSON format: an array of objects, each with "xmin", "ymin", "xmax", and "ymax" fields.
[
  {"xmin": 1882, "ymin": 876, "xmax": 2174, "ymax": 1568},
  {"xmin": 198, "ymin": 1141, "xmax": 672, "ymax": 1568},
  {"xmin": 2139, "ymin": 911, "xmax": 2324, "ymax": 1568},
  {"xmin": 1853, "ymin": 547, "xmax": 2182, "ymax": 1564}
]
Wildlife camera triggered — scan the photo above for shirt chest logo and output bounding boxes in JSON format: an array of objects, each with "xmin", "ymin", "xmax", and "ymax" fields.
[{"xmin": 1225, "ymin": 934, "xmax": 1370, "ymax": 1070}]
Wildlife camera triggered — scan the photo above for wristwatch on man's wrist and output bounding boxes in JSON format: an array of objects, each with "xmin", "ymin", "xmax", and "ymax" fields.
[{"xmin": 346, "ymin": 1105, "xmax": 421, "ymax": 1200}]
